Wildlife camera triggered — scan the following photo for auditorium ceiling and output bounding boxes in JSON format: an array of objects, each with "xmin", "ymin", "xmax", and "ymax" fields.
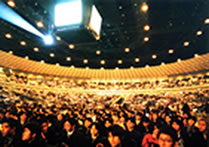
[{"xmin": 0, "ymin": 0, "xmax": 209, "ymax": 69}]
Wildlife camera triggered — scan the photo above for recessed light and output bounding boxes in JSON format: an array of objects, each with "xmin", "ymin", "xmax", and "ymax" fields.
[
  {"xmin": 83, "ymin": 59, "xmax": 88, "ymax": 64},
  {"xmin": 125, "ymin": 48, "xmax": 130, "ymax": 53},
  {"xmin": 56, "ymin": 63, "xmax": 60, "ymax": 66},
  {"xmin": 100, "ymin": 60, "xmax": 105, "ymax": 65},
  {"xmin": 115, "ymin": 67, "xmax": 119, "ymax": 70},
  {"xmin": 184, "ymin": 41, "xmax": 190, "ymax": 47},
  {"xmin": 40, "ymin": 60, "xmax": 45, "ymax": 64},
  {"xmin": 7, "ymin": 0, "xmax": 15, "ymax": 7},
  {"xmin": 25, "ymin": 56, "xmax": 29, "ymax": 60},
  {"xmin": 56, "ymin": 36, "xmax": 61, "ymax": 41},
  {"xmin": 177, "ymin": 58, "xmax": 181, "ymax": 62},
  {"xmin": 66, "ymin": 57, "xmax": 71, "ymax": 61},
  {"xmin": 85, "ymin": 67, "xmax": 89, "ymax": 70},
  {"xmin": 118, "ymin": 60, "xmax": 123, "ymax": 64},
  {"xmin": 69, "ymin": 44, "xmax": 75, "ymax": 49},
  {"xmin": 33, "ymin": 47, "xmax": 39, "ymax": 52},
  {"xmin": 135, "ymin": 58, "xmax": 140, "ymax": 62},
  {"xmin": 20, "ymin": 41, "xmax": 26, "ymax": 46},
  {"xmin": 96, "ymin": 50, "xmax": 101, "ymax": 55},
  {"xmin": 204, "ymin": 18, "xmax": 209, "ymax": 24},
  {"xmin": 9, "ymin": 51, "xmax": 13, "ymax": 54},
  {"xmin": 141, "ymin": 2, "xmax": 149, "ymax": 12},
  {"xmin": 5, "ymin": 33, "xmax": 12, "ymax": 39},
  {"xmin": 100, "ymin": 67, "xmax": 104, "ymax": 70},
  {"xmin": 144, "ymin": 37, "xmax": 149, "ymax": 42},
  {"xmin": 161, "ymin": 62, "xmax": 165, "ymax": 66},
  {"xmin": 144, "ymin": 25, "xmax": 150, "ymax": 31},
  {"xmin": 145, "ymin": 65, "xmax": 149, "ymax": 68},
  {"xmin": 194, "ymin": 54, "xmax": 199, "ymax": 57},
  {"xmin": 49, "ymin": 53, "xmax": 55, "ymax": 57},
  {"xmin": 168, "ymin": 49, "xmax": 174, "ymax": 54},
  {"xmin": 152, "ymin": 54, "xmax": 157, "ymax": 59},
  {"xmin": 36, "ymin": 21, "xmax": 44, "ymax": 28},
  {"xmin": 196, "ymin": 30, "xmax": 203, "ymax": 36}
]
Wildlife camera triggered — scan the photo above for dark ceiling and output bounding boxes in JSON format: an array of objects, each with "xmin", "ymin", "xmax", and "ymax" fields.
[{"xmin": 0, "ymin": 0, "xmax": 209, "ymax": 69}]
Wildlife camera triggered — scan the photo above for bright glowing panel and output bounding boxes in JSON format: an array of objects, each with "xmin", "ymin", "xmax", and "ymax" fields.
[
  {"xmin": 55, "ymin": 1, "xmax": 82, "ymax": 27},
  {"xmin": 89, "ymin": 5, "xmax": 102, "ymax": 36},
  {"xmin": 43, "ymin": 35, "xmax": 54, "ymax": 45}
]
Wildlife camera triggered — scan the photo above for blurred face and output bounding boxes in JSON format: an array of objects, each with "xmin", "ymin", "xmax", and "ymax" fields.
[
  {"xmin": 143, "ymin": 122, "xmax": 149, "ymax": 127},
  {"xmin": 57, "ymin": 114, "xmax": 63, "ymax": 121},
  {"xmin": 153, "ymin": 113, "xmax": 158, "ymax": 121},
  {"xmin": 105, "ymin": 120, "xmax": 112, "ymax": 128},
  {"xmin": 126, "ymin": 120, "xmax": 135, "ymax": 131},
  {"xmin": 172, "ymin": 122, "xmax": 180, "ymax": 131},
  {"xmin": 165, "ymin": 116, "xmax": 171, "ymax": 124},
  {"xmin": 108, "ymin": 132, "xmax": 121, "ymax": 147},
  {"xmin": 41, "ymin": 122, "xmax": 48, "ymax": 133},
  {"xmin": 152, "ymin": 127, "xmax": 159, "ymax": 138},
  {"xmin": 135, "ymin": 115, "xmax": 141, "ymax": 121},
  {"xmin": 188, "ymin": 119, "xmax": 195, "ymax": 127},
  {"xmin": 198, "ymin": 120, "xmax": 207, "ymax": 132},
  {"xmin": 90, "ymin": 125, "xmax": 98, "ymax": 137},
  {"xmin": 20, "ymin": 113, "xmax": 27, "ymax": 121},
  {"xmin": 158, "ymin": 133, "xmax": 173, "ymax": 147},
  {"xmin": 22, "ymin": 128, "xmax": 31, "ymax": 141},
  {"xmin": 64, "ymin": 121, "xmax": 72, "ymax": 132},
  {"xmin": 1, "ymin": 122, "xmax": 11, "ymax": 137},
  {"xmin": 84, "ymin": 120, "xmax": 92, "ymax": 128}
]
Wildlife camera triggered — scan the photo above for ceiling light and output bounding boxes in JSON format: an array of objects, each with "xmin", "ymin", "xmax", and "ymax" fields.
[
  {"xmin": 168, "ymin": 49, "xmax": 174, "ymax": 54},
  {"xmin": 204, "ymin": 18, "xmax": 209, "ymax": 24},
  {"xmin": 196, "ymin": 30, "xmax": 203, "ymax": 36},
  {"xmin": 144, "ymin": 25, "xmax": 150, "ymax": 31},
  {"xmin": 56, "ymin": 63, "xmax": 60, "ymax": 66},
  {"xmin": 36, "ymin": 21, "xmax": 44, "ymax": 28},
  {"xmin": 141, "ymin": 2, "xmax": 149, "ymax": 12},
  {"xmin": 100, "ymin": 60, "xmax": 105, "ymax": 65},
  {"xmin": 130, "ymin": 66, "xmax": 134, "ymax": 69},
  {"xmin": 33, "ymin": 47, "xmax": 39, "ymax": 52},
  {"xmin": 66, "ymin": 57, "xmax": 71, "ymax": 61},
  {"xmin": 125, "ymin": 48, "xmax": 130, "ymax": 53},
  {"xmin": 118, "ymin": 60, "xmax": 123, "ymax": 64},
  {"xmin": 115, "ymin": 67, "xmax": 119, "ymax": 70},
  {"xmin": 5, "ymin": 33, "xmax": 12, "ymax": 39},
  {"xmin": 85, "ymin": 67, "xmax": 89, "ymax": 70},
  {"xmin": 118, "ymin": 6, "xmax": 123, "ymax": 9},
  {"xmin": 71, "ymin": 65, "xmax": 75, "ymax": 68},
  {"xmin": 20, "ymin": 41, "xmax": 26, "ymax": 46},
  {"xmin": 152, "ymin": 54, "xmax": 157, "ymax": 59},
  {"xmin": 25, "ymin": 56, "xmax": 29, "ymax": 60},
  {"xmin": 177, "ymin": 58, "xmax": 181, "ymax": 62},
  {"xmin": 96, "ymin": 50, "xmax": 101, "ymax": 55},
  {"xmin": 194, "ymin": 54, "xmax": 199, "ymax": 57},
  {"xmin": 144, "ymin": 37, "xmax": 149, "ymax": 42},
  {"xmin": 40, "ymin": 60, "xmax": 45, "ymax": 64},
  {"xmin": 184, "ymin": 41, "xmax": 190, "ymax": 47},
  {"xmin": 100, "ymin": 67, "xmax": 104, "ymax": 70},
  {"xmin": 161, "ymin": 62, "xmax": 165, "ymax": 66},
  {"xmin": 135, "ymin": 58, "xmax": 140, "ymax": 62},
  {"xmin": 145, "ymin": 65, "xmax": 149, "ymax": 68},
  {"xmin": 43, "ymin": 35, "xmax": 54, "ymax": 45},
  {"xmin": 69, "ymin": 44, "xmax": 75, "ymax": 49},
  {"xmin": 49, "ymin": 53, "xmax": 55, "ymax": 57},
  {"xmin": 56, "ymin": 36, "xmax": 61, "ymax": 40},
  {"xmin": 7, "ymin": 0, "xmax": 15, "ymax": 7},
  {"xmin": 83, "ymin": 59, "xmax": 88, "ymax": 64},
  {"xmin": 9, "ymin": 51, "xmax": 13, "ymax": 54}
]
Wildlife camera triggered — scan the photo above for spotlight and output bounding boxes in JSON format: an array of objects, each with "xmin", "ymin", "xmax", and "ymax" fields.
[{"xmin": 43, "ymin": 35, "xmax": 54, "ymax": 45}]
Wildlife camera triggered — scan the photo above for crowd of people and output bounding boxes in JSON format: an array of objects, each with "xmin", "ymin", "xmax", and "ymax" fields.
[
  {"xmin": 0, "ymin": 85, "xmax": 208, "ymax": 147},
  {"xmin": 1, "ymin": 70, "xmax": 209, "ymax": 90},
  {"xmin": 0, "ymin": 69, "xmax": 208, "ymax": 147}
]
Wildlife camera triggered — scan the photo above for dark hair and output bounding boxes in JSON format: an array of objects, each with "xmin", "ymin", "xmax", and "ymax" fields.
[
  {"xmin": 1, "ymin": 118, "xmax": 17, "ymax": 129},
  {"xmin": 108, "ymin": 125, "xmax": 124, "ymax": 140},
  {"xmin": 158, "ymin": 125, "xmax": 178, "ymax": 145}
]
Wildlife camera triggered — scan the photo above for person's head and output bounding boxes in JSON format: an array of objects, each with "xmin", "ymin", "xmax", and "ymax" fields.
[
  {"xmin": 158, "ymin": 126, "xmax": 177, "ymax": 147},
  {"xmin": 152, "ymin": 124, "xmax": 160, "ymax": 139},
  {"xmin": 57, "ymin": 114, "xmax": 63, "ymax": 121},
  {"xmin": 90, "ymin": 123, "xmax": 100, "ymax": 137},
  {"xmin": 19, "ymin": 112, "xmax": 27, "ymax": 121},
  {"xmin": 84, "ymin": 117, "xmax": 92, "ymax": 129},
  {"xmin": 125, "ymin": 117, "xmax": 135, "ymax": 132},
  {"xmin": 171, "ymin": 118, "xmax": 183, "ymax": 132},
  {"xmin": 22, "ymin": 121, "xmax": 41, "ymax": 142},
  {"xmin": 142, "ymin": 117, "xmax": 150, "ymax": 127},
  {"xmin": 104, "ymin": 119, "xmax": 113, "ymax": 128},
  {"xmin": 135, "ymin": 112, "xmax": 143, "ymax": 121},
  {"xmin": 187, "ymin": 116, "xmax": 196, "ymax": 127},
  {"xmin": 108, "ymin": 125, "xmax": 124, "ymax": 147},
  {"xmin": 1, "ymin": 118, "xmax": 17, "ymax": 137},
  {"xmin": 197, "ymin": 119, "xmax": 208, "ymax": 133},
  {"xmin": 41, "ymin": 119, "xmax": 48, "ymax": 133},
  {"xmin": 63, "ymin": 118, "xmax": 76, "ymax": 132}
]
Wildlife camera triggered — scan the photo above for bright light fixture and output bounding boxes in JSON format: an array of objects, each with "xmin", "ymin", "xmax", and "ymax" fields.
[
  {"xmin": 55, "ymin": 1, "xmax": 82, "ymax": 27},
  {"xmin": 43, "ymin": 35, "xmax": 54, "ymax": 45}
]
